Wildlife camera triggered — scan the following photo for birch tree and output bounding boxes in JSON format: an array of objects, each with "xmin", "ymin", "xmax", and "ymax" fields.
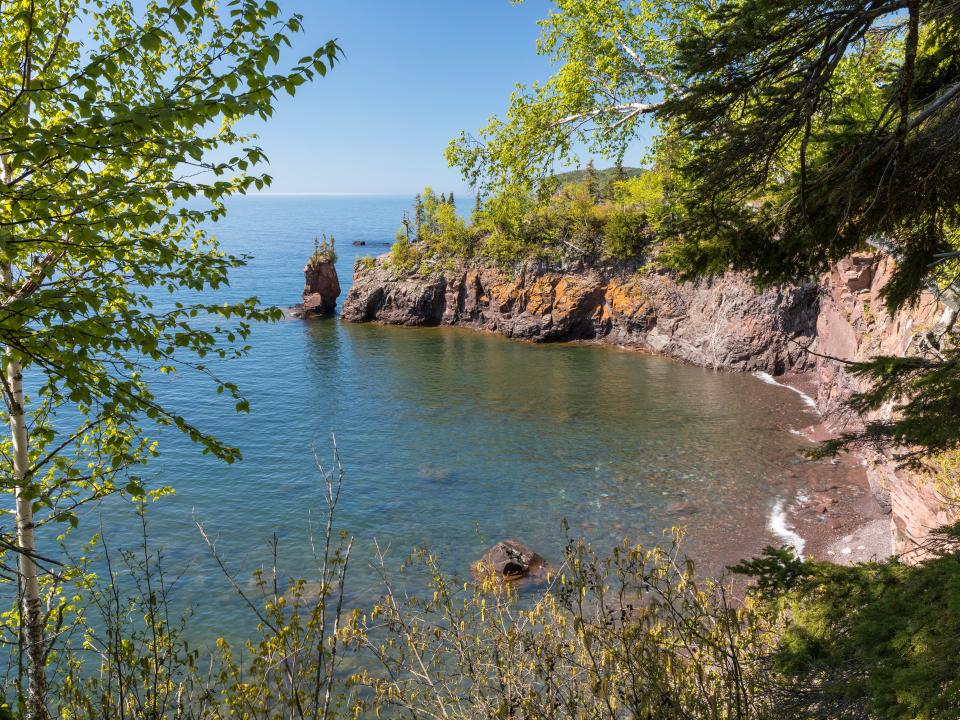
[
  {"xmin": 0, "ymin": 1, "xmax": 338, "ymax": 717},
  {"xmin": 446, "ymin": 0, "xmax": 710, "ymax": 192}
]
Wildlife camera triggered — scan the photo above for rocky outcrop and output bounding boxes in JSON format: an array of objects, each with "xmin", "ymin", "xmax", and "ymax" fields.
[
  {"xmin": 811, "ymin": 253, "xmax": 958, "ymax": 552},
  {"xmin": 342, "ymin": 260, "xmax": 819, "ymax": 373},
  {"xmin": 291, "ymin": 258, "xmax": 341, "ymax": 318}
]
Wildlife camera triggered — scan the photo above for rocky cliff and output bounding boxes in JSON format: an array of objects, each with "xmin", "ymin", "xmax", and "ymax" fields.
[
  {"xmin": 810, "ymin": 253, "xmax": 958, "ymax": 553},
  {"xmin": 341, "ymin": 253, "xmax": 958, "ymax": 553},
  {"xmin": 342, "ymin": 261, "xmax": 819, "ymax": 373}
]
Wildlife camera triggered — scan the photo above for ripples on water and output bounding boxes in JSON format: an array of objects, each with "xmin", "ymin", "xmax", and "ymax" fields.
[{"xmin": 21, "ymin": 197, "xmax": 821, "ymax": 645}]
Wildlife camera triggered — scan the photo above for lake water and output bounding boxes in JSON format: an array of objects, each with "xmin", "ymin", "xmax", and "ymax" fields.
[{"xmin": 29, "ymin": 196, "xmax": 822, "ymax": 645}]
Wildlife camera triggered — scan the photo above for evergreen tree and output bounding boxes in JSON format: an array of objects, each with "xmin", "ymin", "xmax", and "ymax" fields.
[
  {"xmin": 663, "ymin": 0, "xmax": 960, "ymax": 460},
  {"xmin": 448, "ymin": 191, "xmax": 456, "ymax": 208},
  {"xmin": 585, "ymin": 159, "xmax": 600, "ymax": 201},
  {"xmin": 413, "ymin": 193, "xmax": 425, "ymax": 241}
]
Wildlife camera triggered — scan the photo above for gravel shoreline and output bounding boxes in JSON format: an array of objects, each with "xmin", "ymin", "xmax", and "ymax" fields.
[{"xmin": 773, "ymin": 375, "xmax": 894, "ymax": 565}]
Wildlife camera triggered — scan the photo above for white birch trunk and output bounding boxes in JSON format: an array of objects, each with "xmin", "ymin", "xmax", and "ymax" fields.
[
  {"xmin": 4, "ymin": 36, "xmax": 48, "ymax": 719},
  {"xmin": 0, "ymin": 259, "xmax": 47, "ymax": 718}
]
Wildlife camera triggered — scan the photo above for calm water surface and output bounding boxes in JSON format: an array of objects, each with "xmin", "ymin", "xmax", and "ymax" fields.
[{"xmin": 52, "ymin": 197, "xmax": 821, "ymax": 644}]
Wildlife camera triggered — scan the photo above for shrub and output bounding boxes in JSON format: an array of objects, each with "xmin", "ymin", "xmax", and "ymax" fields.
[
  {"xmin": 354, "ymin": 255, "xmax": 376, "ymax": 272},
  {"xmin": 735, "ymin": 528, "xmax": 960, "ymax": 720},
  {"xmin": 346, "ymin": 530, "xmax": 780, "ymax": 720},
  {"xmin": 386, "ymin": 236, "xmax": 424, "ymax": 276},
  {"xmin": 602, "ymin": 208, "xmax": 651, "ymax": 260}
]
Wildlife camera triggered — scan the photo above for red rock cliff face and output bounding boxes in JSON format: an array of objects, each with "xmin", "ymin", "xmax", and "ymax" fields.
[
  {"xmin": 812, "ymin": 253, "xmax": 958, "ymax": 553},
  {"xmin": 341, "ymin": 253, "xmax": 958, "ymax": 553},
  {"xmin": 342, "ymin": 260, "xmax": 819, "ymax": 373}
]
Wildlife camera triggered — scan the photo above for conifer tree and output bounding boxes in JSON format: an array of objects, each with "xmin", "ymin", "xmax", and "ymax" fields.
[
  {"xmin": 585, "ymin": 159, "xmax": 600, "ymax": 201},
  {"xmin": 663, "ymin": 0, "xmax": 960, "ymax": 460},
  {"xmin": 413, "ymin": 193, "xmax": 425, "ymax": 241}
]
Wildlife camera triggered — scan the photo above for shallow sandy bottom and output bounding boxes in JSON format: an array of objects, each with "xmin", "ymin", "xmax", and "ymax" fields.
[{"xmin": 774, "ymin": 374, "xmax": 894, "ymax": 565}]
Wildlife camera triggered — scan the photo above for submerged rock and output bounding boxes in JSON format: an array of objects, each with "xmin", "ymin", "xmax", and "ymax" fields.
[
  {"xmin": 474, "ymin": 540, "xmax": 545, "ymax": 581},
  {"xmin": 290, "ymin": 257, "xmax": 340, "ymax": 318}
]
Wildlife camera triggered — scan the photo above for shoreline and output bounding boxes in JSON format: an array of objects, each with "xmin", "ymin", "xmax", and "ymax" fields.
[
  {"xmin": 771, "ymin": 373, "xmax": 893, "ymax": 565},
  {"xmin": 330, "ymin": 247, "xmax": 942, "ymax": 567}
]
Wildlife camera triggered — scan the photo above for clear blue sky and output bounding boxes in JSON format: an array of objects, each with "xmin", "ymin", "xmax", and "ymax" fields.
[{"xmin": 251, "ymin": 1, "xmax": 648, "ymax": 195}]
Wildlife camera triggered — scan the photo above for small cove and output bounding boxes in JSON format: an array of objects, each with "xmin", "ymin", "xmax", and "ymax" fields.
[{"xmin": 28, "ymin": 196, "xmax": 825, "ymax": 646}]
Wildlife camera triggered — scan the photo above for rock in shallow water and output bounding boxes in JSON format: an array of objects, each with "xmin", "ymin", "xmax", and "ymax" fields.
[{"xmin": 474, "ymin": 540, "xmax": 545, "ymax": 581}]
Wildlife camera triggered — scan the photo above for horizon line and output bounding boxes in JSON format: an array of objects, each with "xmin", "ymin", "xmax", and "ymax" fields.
[{"xmin": 248, "ymin": 191, "xmax": 418, "ymax": 197}]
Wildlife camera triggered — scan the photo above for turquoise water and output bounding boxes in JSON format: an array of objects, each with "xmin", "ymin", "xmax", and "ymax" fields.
[{"xmin": 33, "ymin": 197, "xmax": 820, "ymax": 644}]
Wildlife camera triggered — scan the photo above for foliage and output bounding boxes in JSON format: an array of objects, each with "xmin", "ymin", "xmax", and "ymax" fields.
[
  {"xmin": 0, "ymin": 0, "xmax": 339, "ymax": 714},
  {"xmin": 602, "ymin": 208, "xmax": 651, "ymax": 260},
  {"xmin": 928, "ymin": 447, "xmax": 960, "ymax": 506},
  {"xmin": 311, "ymin": 234, "xmax": 338, "ymax": 265},
  {"xmin": 0, "ymin": 456, "xmax": 798, "ymax": 720},
  {"xmin": 658, "ymin": 0, "xmax": 960, "ymax": 459},
  {"xmin": 386, "ymin": 177, "xmax": 657, "ymax": 271},
  {"xmin": 812, "ymin": 350, "xmax": 960, "ymax": 466},
  {"xmin": 553, "ymin": 164, "xmax": 645, "ymax": 196},
  {"xmin": 451, "ymin": 0, "xmax": 960, "ymax": 464},
  {"xmin": 385, "ymin": 235, "xmax": 426, "ymax": 277},
  {"xmin": 736, "ymin": 528, "xmax": 960, "ymax": 720},
  {"xmin": 3, "ymin": 452, "xmax": 356, "ymax": 720},
  {"xmin": 662, "ymin": 1, "xmax": 960, "ymax": 305},
  {"xmin": 354, "ymin": 255, "xmax": 375, "ymax": 272},
  {"xmin": 446, "ymin": 0, "xmax": 706, "ymax": 192},
  {"xmin": 612, "ymin": 167, "xmax": 665, "ymax": 218},
  {"xmin": 8, "ymin": 452, "xmax": 960, "ymax": 720},
  {"xmin": 346, "ymin": 529, "xmax": 778, "ymax": 720}
]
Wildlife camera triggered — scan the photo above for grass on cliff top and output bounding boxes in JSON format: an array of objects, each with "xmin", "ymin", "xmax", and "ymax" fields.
[{"xmin": 738, "ymin": 524, "xmax": 960, "ymax": 720}]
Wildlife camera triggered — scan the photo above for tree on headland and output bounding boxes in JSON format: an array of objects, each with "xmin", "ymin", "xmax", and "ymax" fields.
[
  {"xmin": 413, "ymin": 193, "xmax": 425, "ymax": 240},
  {"xmin": 585, "ymin": 159, "xmax": 600, "ymax": 201},
  {"xmin": 613, "ymin": 157, "xmax": 626, "ymax": 187},
  {"xmin": 0, "ymin": 1, "xmax": 339, "ymax": 715}
]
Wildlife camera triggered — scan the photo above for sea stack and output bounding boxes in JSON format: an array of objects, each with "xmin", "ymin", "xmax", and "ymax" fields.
[{"xmin": 292, "ymin": 238, "xmax": 341, "ymax": 318}]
